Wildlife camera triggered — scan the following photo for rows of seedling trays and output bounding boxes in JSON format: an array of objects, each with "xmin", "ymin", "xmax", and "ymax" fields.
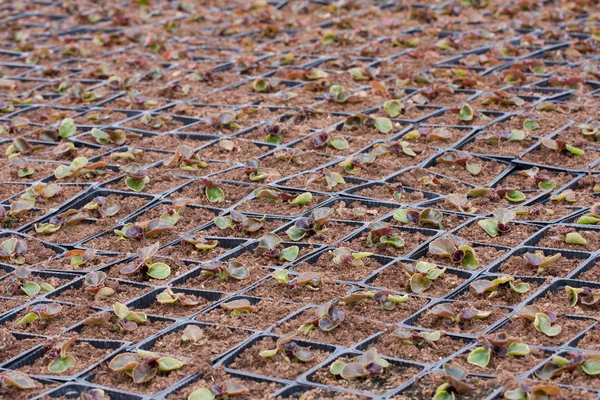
[{"xmin": 2, "ymin": 0, "xmax": 600, "ymax": 398}]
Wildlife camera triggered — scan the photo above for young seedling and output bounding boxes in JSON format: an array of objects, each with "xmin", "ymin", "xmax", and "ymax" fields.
[
  {"xmin": 428, "ymin": 303, "xmax": 491, "ymax": 326},
  {"xmin": 91, "ymin": 127, "xmax": 141, "ymax": 145},
  {"xmin": 54, "ymin": 157, "xmax": 107, "ymax": 179},
  {"xmin": 286, "ymin": 207, "xmax": 334, "ymax": 241},
  {"xmin": 214, "ymin": 211, "xmax": 265, "ymax": 234},
  {"xmin": 120, "ymin": 243, "xmax": 171, "ymax": 280},
  {"xmin": 503, "ymin": 382, "xmax": 562, "ymax": 400},
  {"xmin": 522, "ymin": 251, "xmax": 562, "ymax": 274},
  {"xmin": 156, "ymin": 285, "xmax": 200, "ymax": 306},
  {"xmin": 221, "ymin": 299, "xmax": 255, "ymax": 317},
  {"xmin": 548, "ymin": 226, "xmax": 587, "ymax": 245},
  {"xmin": 436, "ymin": 150, "xmax": 482, "ymax": 176},
  {"xmin": 273, "ymin": 148, "xmax": 306, "ymax": 166},
  {"xmin": 12, "ymin": 158, "xmax": 35, "ymax": 178},
  {"xmin": 282, "ymin": 107, "xmax": 326, "ymax": 126},
  {"xmin": 365, "ymin": 222, "xmax": 404, "ymax": 248},
  {"xmin": 298, "ymin": 299, "xmax": 345, "ymax": 335},
  {"xmin": 338, "ymin": 154, "xmax": 376, "ymax": 175},
  {"xmin": 476, "ymin": 129, "xmax": 526, "ymax": 144},
  {"xmin": 17, "ymin": 183, "xmax": 63, "ymax": 205},
  {"xmin": 410, "ymin": 84, "xmax": 454, "ymax": 105},
  {"xmin": 517, "ymin": 305, "xmax": 561, "ymax": 337},
  {"xmin": 342, "ymin": 290, "xmax": 408, "ymax": 310},
  {"xmin": 579, "ymin": 121, "xmax": 600, "ymax": 141},
  {"xmin": 258, "ymin": 233, "xmax": 300, "ymax": 262},
  {"xmin": 77, "ymin": 389, "xmax": 109, "ymax": 400},
  {"xmin": 15, "ymin": 303, "xmax": 63, "ymax": 327},
  {"xmin": 68, "ymin": 85, "xmax": 101, "ymax": 103},
  {"xmin": 244, "ymin": 158, "xmax": 269, "ymax": 182},
  {"xmin": 82, "ymin": 302, "xmax": 147, "ymax": 332},
  {"xmin": 306, "ymin": 169, "xmax": 346, "ymax": 189},
  {"xmin": 540, "ymin": 138, "xmax": 585, "ymax": 156},
  {"xmin": 478, "ymin": 208, "xmax": 516, "ymax": 237},
  {"xmin": 470, "ymin": 276, "xmax": 530, "ymax": 298},
  {"xmin": 108, "ymin": 350, "xmax": 183, "ymax": 384},
  {"xmin": 138, "ymin": 113, "xmax": 172, "ymax": 129},
  {"xmin": 329, "ymin": 349, "xmax": 389, "ymax": 381},
  {"xmin": 121, "ymin": 164, "xmax": 150, "ymax": 192},
  {"xmin": 199, "ymin": 178, "xmax": 225, "ymax": 203},
  {"xmin": 565, "ymin": 285, "xmax": 600, "ymax": 307},
  {"xmin": 5, "ymin": 136, "xmax": 43, "ymax": 159},
  {"xmin": 181, "ymin": 234, "xmax": 219, "ymax": 251},
  {"xmin": 34, "ymin": 209, "xmax": 88, "ymax": 234},
  {"xmin": 272, "ymin": 270, "xmax": 321, "ymax": 293},
  {"xmin": 6, "ymin": 266, "xmax": 55, "ymax": 297},
  {"xmin": 253, "ymin": 187, "xmax": 313, "ymax": 206},
  {"xmin": 158, "ymin": 198, "xmax": 192, "ymax": 226},
  {"xmin": 334, "ymin": 203, "xmax": 378, "ymax": 220},
  {"xmin": 467, "ymin": 333, "xmax": 530, "ymax": 368},
  {"xmin": 575, "ymin": 203, "xmax": 600, "ymax": 225},
  {"xmin": 401, "ymin": 261, "xmax": 447, "ymax": 294},
  {"xmin": 251, "ymin": 77, "xmax": 279, "ymax": 93},
  {"xmin": 311, "ymin": 131, "xmax": 349, "ymax": 151},
  {"xmin": 480, "ymin": 91, "xmax": 526, "ymax": 107},
  {"xmin": 259, "ymin": 332, "xmax": 315, "ymax": 363},
  {"xmin": 0, "ymin": 370, "xmax": 37, "ymax": 391},
  {"xmin": 46, "ymin": 335, "xmax": 78, "ymax": 373},
  {"xmin": 343, "ymin": 113, "xmax": 392, "ymax": 134},
  {"xmin": 428, "ymin": 234, "xmax": 479, "ymax": 270},
  {"xmin": 445, "ymin": 193, "xmax": 477, "ymax": 213},
  {"xmin": 434, "ymin": 364, "xmax": 474, "ymax": 398},
  {"xmin": 518, "ymin": 167, "xmax": 557, "ymax": 190},
  {"xmin": 197, "ymin": 260, "xmax": 249, "ymax": 281},
  {"xmin": 324, "ymin": 85, "xmax": 364, "ymax": 104},
  {"xmin": 389, "ymin": 328, "xmax": 442, "ymax": 347},
  {"xmin": 114, "ymin": 219, "xmax": 173, "ymax": 240},
  {"xmin": 83, "ymin": 196, "xmax": 121, "ymax": 218},
  {"xmin": 393, "ymin": 207, "xmax": 444, "ymax": 230},
  {"xmin": 404, "ymin": 126, "xmax": 453, "ymax": 143},
  {"xmin": 163, "ymin": 145, "xmax": 208, "ymax": 172},
  {"xmin": 535, "ymin": 353, "xmax": 600, "ymax": 380},
  {"xmin": 187, "ymin": 380, "xmax": 249, "ymax": 400},
  {"xmin": 83, "ymin": 271, "xmax": 115, "ymax": 298}
]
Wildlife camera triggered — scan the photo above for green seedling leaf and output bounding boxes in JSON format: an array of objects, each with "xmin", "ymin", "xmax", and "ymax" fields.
[
  {"xmin": 48, "ymin": 355, "xmax": 75, "ymax": 373},
  {"xmin": 206, "ymin": 186, "xmax": 225, "ymax": 203},
  {"xmin": 477, "ymin": 219, "xmax": 499, "ymax": 237},
  {"xmin": 467, "ymin": 347, "xmax": 491, "ymax": 368},
  {"xmin": 374, "ymin": 118, "xmax": 392, "ymax": 134},
  {"xmin": 289, "ymin": 192, "xmax": 312, "ymax": 205},
  {"xmin": 280, "ymin": 246, "xmax": 299, "ymax": 262},
  {"xmin": 459, "ymin": 104, "xmax": 474, "ymax": 121},
  {"xmin": 58, "ymin": 118, "xmax": 76, "ymax": 139},
  {"xmin": 565, "ymin": 232, "xmax": 587, "ymax": 245},
  {"xmin": 147, "ymin": 262, "xmax": 171, "ymax": 279}
]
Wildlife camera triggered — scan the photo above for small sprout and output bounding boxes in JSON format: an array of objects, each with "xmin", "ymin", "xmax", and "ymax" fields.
[
  {"xmin": 251, "ymin": 78, "xmax": 279, "ymax": 93},
  {"xmin": 579, "ymin": 121, "xmax": 600, "ymax": 141},
  {"xmin": 108, "ymin": 350, "xmax": 183, "ymax": 384},
  {"xmin": 404, "ymin": 127, "xmax": 453, "ymax": 142},
  {"xmin": 114, "ymin": 220, "xmax": 172, "ymax": 240},
  {"xmin": 470, "ymin": 276, "xmax": 530, "ymax": 298},
  {"xmin": 259, "ymin": 332, "xmax": 315, "ymax": 363},
  {"xmin": 429, "ymin": 303, "xmax": 491, "ymax": 325},
  {"xmin": 306, "ymin": 169, "xmax": 346, "ymax": 189},
  {"xmin": 311, "ymin": 131, "xmax": 349, "ymax": 151},
  {"xmin": 18, "ymin": 183, "xmax": 62, "ymax": 204},
  {"xmin": 6, "ymin": 266, "xmax": 54, "ymax": 297},
  {"xmin": 156, "ymin": 285, "xmax": 200, "ymax": 306},
  {"xmin": 0, "ymin": 237, "xmax": 28, "ymax": 265},
  {"xmin": 12, "ymin": 158, "xmax": 35, "ymax": 178},
  {"xmin": 58, "ymin": 118, "xmax": 76, "ymax": 139},
  {"xmin": 428, "ymin": 234, "xmax": 479, "ymax": 270},
  {"xmin": 15, "ymin": 303, "xmax": 63, "ymax": 327},
  {"xmin": 139, "ymin": 113, "xmax": 172, "ymax": 129},
  {"xmin": 163, "ymin": 145, "xmax": 208, "ymax": 172},
  {"xmin": 54, "ymin": 157, "xmax": 107, "ymax": 179},
  {"xmin": 83, "ymin": 271, "xmax": 115, "ymax": 299},
  {"xmin": 91, "ymin": 127, "xmax": 140, "ymax": 145},
  {"xmin": 338, "ymin": 154, "xmax": 376, "ymax": 175},
  {"xmin": 78, "ymin": 389, "xmax": 109, "ymax": 400},
  {"xmin": 522, "ymin": 251, "xmax": 562, "ymax": 274},
  {"xmin": 382, "ymin": 100, "xmax": 417, "ymax": 118},
  {"xmin": 393, "ymin": 207, "xmax": 444, "ymax": 230},
  {"xmin": 244, "ymin": 158, "xmax": 269, "ymax": 182},
  {"xmin": 66, "ymin": 249, "xmax": 98, "ymax": 267},
  {"xmin": 198, "ymin": 260, "xmax": 249, "ymax": 281},
  {"xmin": 329, "ymin": 349, "xmax": 389, "ymax": 381},
  {"xmin": 343, "ymin": 113, "xmax": 392, "ymax": 134},
  {"xmin": 467, "ymin": 333, "xmax": 530, "ymax": 368},
  {"xmin": 121, "ymin": 164, "xmax": 150, "ymax": 192},
  {"xmin": 548, "ymin": 227, "xmax": 587, "ymax": 245},
  {"xmin": 435, "ymin": 364, "xmax": 473, "ymax": 397},
  {"xmin": 519, "ymin": 167, "xmax": 557, "ymax": 190},
  {"xmin": 221, "ymin": 299, "xmax": 255, "ymax": 317},
  {"xmin": 342, "ymin": 290, "xmax": 408, "ymax": 311},
  {"xmin": 274, "ymin": 148, "xmax": 306, "ymax": 166},
  {"xmin": 199, "ymin": 112, "xmax": 240, "ymax": 131},
  {"xmin": 286, "ymin": 208, "xmax": 333, "ymax": 241},
  {"xmin": 298, "ymin": 299, "xmax": 345, "ymax": 335},
  {"xmin": 214, "ymin": 211, "xmax": 265, "ymax": 234},
  {"xmin": 34, "ymin": 209, "xmax": 88, "ymax": 234},
  {"xmin": 476, "ymin": 130, "xmax": 526, "ymax": 144},
  {"xmin": 436, "ymin": 150, "xmax": 482, "ymax": 176},
  {"xmin": 158, "ymin": 198, "xmax": 192, "ymax": 226},
  {"xmin": 324, "ymin": 85, "xmax": 364, "ymax": 104},
  {"xmin": 402, "ymin": 261, "xmax": 447, "ymax": 294},
  {"xmin": 262, "ymin": 118, "xmax": 287, "ymax": 144},
  {"xmin": 82, "ymin": 303, "xmax": 147, "ymax": 332},
  {"xmin": 480, "ymin": 91, "xmax": 526, "ymax": 107},
  {"xmin": 390, "ymin": 328, "xmax": 442, "ymax": 347},
  {"xmin": 503, "ymin": 382, "xmax": 562, "ymax": 400},
  {"xmin": 372, "ymin": 140, "xmax": 422, "ymax": 158},
  {"xmin": 458, "ymin": 104, "xmax": 474, "ymax": 121},
  {"xmin": 477, "ymin": 208, "xmax": 516, "ymax": 237},
  {"xmin": 575, "ymin": 202, "xmax": 600, "ymax": 225},
  {"xmin": 331, "ymin": 247, "xmax": 372, "ymax": 268},
  {"xmin": 187, "ymin": 380, "xmax": 249, "ymax": 400},
  {"xmin": 5, "ymin": 136, "xmax": 43, "ymax": 159},
  {"xmin": 258, "ymin": 233, "xmax": 299, "ymax": 262},
  {"xmin": 83, "ymin": 196, "xmax": 121, "ymax": 218},
  {"xmin": 550, "ymin": 189, "xmax": 576, "ymax": 202},
  {"xmin": 200, "ymin": 178, "xmax": 225, "ymax": 203},
  {"xmin": 446, "ymin": 193, "xmax": 477, "ymax": 213},
  {"xmin": 535, "ymin": 353, "xmax": 600, "ymax": 380},
  {"xmin": 253, "ymin": 187, "xmax": 313, "ymax": 206},
  {"xmin": 120, "ymin": 243, "xmax": 171, "ymax": 280},
  {"xmin": 565, "ymin": 285, "xmax": 600, "ymax": 307},
  {"xmin": 46, "ymin": 335, "xmax": 78, "ymax": 373},
  {"xmin": 540, "ymin": 138, "xmax": 585, "ymax": 156},
  {"xmin": 272, "ymin": 270, "xmax": 321, "ymax": 293},
  {"xmin": 181, "ymin": 234, "xmax": 219, "ymax": 251},
  {"xmin": 0, "ymin": 370, "xmax": 37, "ymax": 391},
  {"xmin": 365, "ymin": 222, "xmax": 404, "ymax": 248},
  {"xmin": 517, "ymin": 305, "xmax": 561, "ymax": 337}
]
